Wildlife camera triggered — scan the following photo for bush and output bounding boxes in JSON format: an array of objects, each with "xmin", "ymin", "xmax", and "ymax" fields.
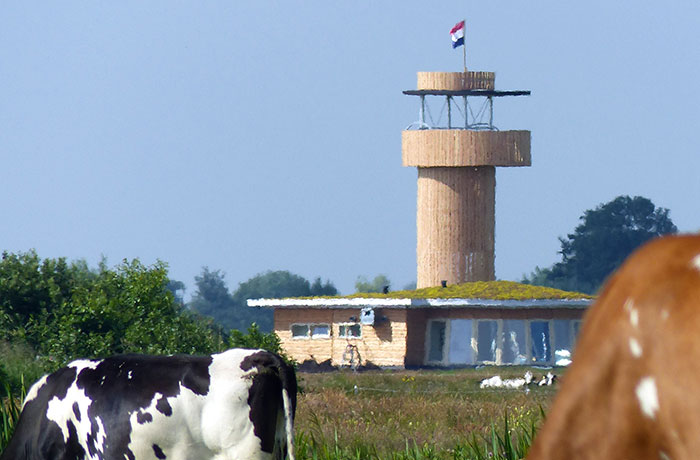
[
  {"xmin": 0, "ymin": 341, "xmax": 51, "ymax": 393},
  {"xmin": 228, "ymin": 323, "xmax": 294, "ymax": 365}
]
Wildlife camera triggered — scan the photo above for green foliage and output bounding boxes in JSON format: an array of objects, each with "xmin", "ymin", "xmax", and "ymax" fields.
[
  {"xmin": 0, "ymin": 372, "xmax": 25, "ymax": 452},
  {"xmin": 228, "ymin": 323, "xmax": 293, "ymax": 365},
  {"xmin": 0, "ymin": 341, "xmax": 50, "ymax": 394},
  {"xmin": 0, "ymin": 251, "xmax": 87, "ymax": 344},
  {"xmin": 165, "ymin": 279, "xmax": 186, "ymax": 305},
  {"xmin": 346, "ymin": 280, "xmax": 591, "ymax": 300},
  {"xmin": 189, "ymin": 267, "xmax": 233, "ymax": 319},
  {"xmin": 234, "ymin": 270, "xmax": 314, "ymax": 301},
  {"xmin": 192, "ymin": 269, "xmax": 337, "ymax": 333},
  {"xmin": 310, "ymin": 277, "xmax": 338, "ymax": 296},
  {"xmin": 294, "ymin": 411, "xmax": 541, "ymax": 460},
  {"xmin": 355, "ymin": 274, "xmax": 391, "ymax": 293},
  {"xmin": 0, "ymin": 251, "xmax": 225, "ymax": 369},
  {"xmin": 523, "ymin": 195, "xmax": 678, "ymax": 294},
  {"xmin": 464, "ymin": 412, "xmax": 539, "ymax": 460}
]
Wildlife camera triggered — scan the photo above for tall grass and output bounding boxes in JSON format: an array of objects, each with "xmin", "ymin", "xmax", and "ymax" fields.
[
  {"xmin": 294, "ymin": 368, "xmax": 555, "ymax": 459},
  {"xmin": 295, "ymin": 410, "xmax": 542, "ymax": 459},
  {"xmin": 1, "ymin": 374, "xmax": 25, "ymax": 452}
]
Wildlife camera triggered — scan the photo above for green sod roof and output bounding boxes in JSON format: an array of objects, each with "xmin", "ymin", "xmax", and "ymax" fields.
[{"xmin": 330, "ymin": 281, "xmax": 593, "ymax": 301}]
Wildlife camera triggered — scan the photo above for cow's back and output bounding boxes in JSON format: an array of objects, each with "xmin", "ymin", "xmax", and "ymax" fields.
[
  {"xmin": 527, "ymin": 234, "xmax": 700, "ymax": 460},
  {"xmin": 1, "ymin": 349, "xmax": 297, "ymax": 460}
]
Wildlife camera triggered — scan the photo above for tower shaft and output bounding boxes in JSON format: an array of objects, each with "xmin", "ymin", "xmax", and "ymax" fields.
[{"xmin": 416, "ymin": 166, "xmax": 495, "ymax": 287}]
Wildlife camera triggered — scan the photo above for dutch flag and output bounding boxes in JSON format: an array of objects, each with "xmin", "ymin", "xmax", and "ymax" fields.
[{"xmin": 450, "ymin": 20, "xmax": 465, "ymax": 48}]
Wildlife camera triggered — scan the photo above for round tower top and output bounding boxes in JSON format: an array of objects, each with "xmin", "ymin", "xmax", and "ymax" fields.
[{"xmin": 417, "ymin": 71, "xmax": 495, "ymax": 91}]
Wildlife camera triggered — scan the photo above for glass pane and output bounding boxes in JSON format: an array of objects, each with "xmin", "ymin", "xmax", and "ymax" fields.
[
  {"xmin": 339, "ymin": 324, "xmax": 361, "ymax": 338},
  {"xmin": 502, "ymin": 320, "xmax": 527, "ymax": 364},
  {"xmin": 311, "ymin": 324, "xmax": 330, "ymax": 338},
  {"xmin": 530, "ymin": 321, "xmax": 551, "ymax": 363},
  {"xmin": 554, "ymin": 320, "xmax": 572, "ymax": 365},
  {"xmin": 428, "ymin": 321, "xmax": 446, "ymax": 363},
  {"xmin": 291, "ymin": 324, "xmax": 309, "ymax": 338},
  {"xmin": 348, "ymin": 324, "xmax": 361, "ymax": 338},
  {"xmin": 477, "ymin": 321, "xmax": 498, "ymax": 363},
  {"xmin": 448, "ymin": 319, "xmax": 473, "ymax": 365}
]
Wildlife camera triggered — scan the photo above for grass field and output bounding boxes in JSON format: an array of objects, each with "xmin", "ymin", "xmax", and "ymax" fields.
[
  {"xmin": 2, "ymin": 366, "xmax": 561, "ymax": 459},
  {"xmin": 293, "ymin": 367, "xmax": 560, "ymax": 459}
]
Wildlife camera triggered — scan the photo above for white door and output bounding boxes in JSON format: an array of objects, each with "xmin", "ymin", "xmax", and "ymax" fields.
[{"xmin": 448, "ymin": 319, "xmax": 474, "ymax": 365}]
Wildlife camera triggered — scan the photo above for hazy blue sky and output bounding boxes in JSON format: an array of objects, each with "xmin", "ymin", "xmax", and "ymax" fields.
[{"xmin": 2, "ymin": 2, "xmax": 699, "ymax": 297}]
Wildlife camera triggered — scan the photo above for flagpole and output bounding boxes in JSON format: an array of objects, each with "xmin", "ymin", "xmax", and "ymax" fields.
[{"xmin": 462, "ymin": 18, "xmax": 467, "ymax": 73}]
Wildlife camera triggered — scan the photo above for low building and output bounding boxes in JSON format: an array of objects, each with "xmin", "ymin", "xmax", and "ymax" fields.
[{"xmin": 248, "ymin": 281, "xmax": 593, "ymax": 368}]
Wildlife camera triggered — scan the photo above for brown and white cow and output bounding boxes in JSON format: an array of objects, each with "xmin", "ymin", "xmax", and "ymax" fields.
[
  {"xmin": 1, "ymin": 348, "xmax": 296, "ymax": 460},
  {"xmin": 527, "ymin": 234, "xmax": 700, "ymax": 460}
]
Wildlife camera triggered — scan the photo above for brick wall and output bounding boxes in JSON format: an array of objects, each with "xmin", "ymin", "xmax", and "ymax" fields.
[
  {"xmin": 274, "ymin": 308, "xmax": 408, "ymax": 367},
  {"xmin": 274, "ymin": 306, "xmax": 587, "ymax": 368}
]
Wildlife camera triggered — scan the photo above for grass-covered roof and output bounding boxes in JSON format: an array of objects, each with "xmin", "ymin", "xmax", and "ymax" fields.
[{"xmin": 309, "ymin": 281, "xmax": 593, "ymax": 301}]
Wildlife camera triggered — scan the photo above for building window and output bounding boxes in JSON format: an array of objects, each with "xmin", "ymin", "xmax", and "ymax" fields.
[
  {"xmin": 502, "ymin": 320, "xmax": 527, "ymax": 365},
  {"xmin": 311, "ymin": 324, "xmax": 331, "ymax": 338},
  {"xmin": 291, "ymin": 324, "xmax": 310, "ymax": 338},
  {"xmin": 447, "ymin": 319, "xmax": 474, "ymax": 365},
  {"xmin": 530, "ymin": 321, "xmax": 551, "ymax": 363},
  {"xmin": 291, "ymin": 323, "xmax": 330, "ymax": 339},
  {"xmin": 477, "ymin": 320, "xmax": 499, "ymax": 363},
  {"xmin": 338, "ymin": 323, "xmax": 361, "ymax": 338}
]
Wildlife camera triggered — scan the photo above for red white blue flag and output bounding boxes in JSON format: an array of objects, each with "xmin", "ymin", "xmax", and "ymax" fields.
[{"xmin": 450, "ymin": 20, "xmax": 465, "ymax": 48}]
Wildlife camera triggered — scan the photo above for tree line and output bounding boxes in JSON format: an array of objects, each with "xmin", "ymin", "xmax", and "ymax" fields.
[
  {"xmin": 0, "ymin": 256, "xmax": 331, "ymax": 388},
  {"xmin": 0, "ymin": 194, "xmax": 678, "ymax": 387},
  {"xmin": 188, "ymin": 268, "xmax": 338, "ymax": 332}
]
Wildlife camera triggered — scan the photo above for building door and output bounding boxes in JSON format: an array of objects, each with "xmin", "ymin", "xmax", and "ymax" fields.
[
  {"xmin": 448, "ymin": 319, "xmax": 474, "ymax": 365},
  {"xmin": 427, "ymin": 320, "xmax": 447, "ymax": 364}
]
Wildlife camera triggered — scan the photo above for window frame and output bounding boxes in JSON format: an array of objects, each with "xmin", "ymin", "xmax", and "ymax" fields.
[
  {"xmin": 290, "ymin": 322, "xmax": 332, "ymax": 340},
  {"xmin": 338, "ymin": 323, "xmax": 362, "ymax": 339},
  {"xmin": 291, "ymin": 323, "xmax": 311, "ymax": 340}
]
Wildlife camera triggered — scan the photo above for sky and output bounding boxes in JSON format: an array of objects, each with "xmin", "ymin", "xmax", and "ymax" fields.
[{"xmin": 2, "ymin": 2, "xmax": 700, "ymax": 298}]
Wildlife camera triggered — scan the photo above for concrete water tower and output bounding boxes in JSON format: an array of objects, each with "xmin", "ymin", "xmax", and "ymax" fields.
[{"xmin": 402, "ymin": 71, "xmax": 531, "ymax": 288}]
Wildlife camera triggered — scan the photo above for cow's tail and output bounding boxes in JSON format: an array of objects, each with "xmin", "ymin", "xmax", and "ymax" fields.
[
  {"xmin": 273, "ymin": 353, "xmax": 297, "ymax": 460},
  {"xmin": 282, "ymin": 384, "xmax": 296, "ymax": 460}
]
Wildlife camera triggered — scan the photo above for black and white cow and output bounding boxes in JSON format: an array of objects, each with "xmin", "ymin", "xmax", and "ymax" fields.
[{"xmin": 1, "ymin": 348, "xmax": 297, "ymax": 460}]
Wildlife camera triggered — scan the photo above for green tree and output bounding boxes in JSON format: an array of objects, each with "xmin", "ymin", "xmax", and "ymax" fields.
[
  {"xmin": 0, "ymin": 251, "xmax": 68, "ymax": 325},
  {"xmin": 189, "ymin": 269, "xmax": 337, "ymax": 333},
  {"xmin": 189, "ymin": 268, "xmax": 234, "ymax": 319},
  {"xmin": 0, "ymin": 251, "xmax": 92, "ymax": 346},
  {"xmin": 231, "ymin": 270, "xmax": 314, "ymax": 332},
  {"xmin": 41, "ymin": 259, "xmax": 221, "ymax": 361},
  {"xmin": 227, "ymin": 323, "xmax": 292, "ymax": 363},
  {"xmin": 355, "ymin": 274, "xmax": 391, "ymax": 293},
  {"xmin": 0, "ymin": 252, "xmax": 225, "ymax": 370},
  {"xmin": 166, "ymin": 279, "xmax": 186, "ymax": 306},
  {"xmin": 310, "ymin": 277, "xmax": 338, "ymax": 296},
  {"xmin": 523, "ymin": 195, "xmax": 678, "ymax": 294}
]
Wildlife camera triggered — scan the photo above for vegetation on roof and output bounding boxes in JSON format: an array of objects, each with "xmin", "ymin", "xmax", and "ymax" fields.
[{"xmin": 301, "ymin": 280, "xmax": 593, "ymax": 301}]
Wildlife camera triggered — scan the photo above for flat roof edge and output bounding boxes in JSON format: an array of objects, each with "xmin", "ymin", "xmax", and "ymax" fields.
[{"xmin": 247, "ymin": 298, "xmax": 592, "ymax": 309}]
